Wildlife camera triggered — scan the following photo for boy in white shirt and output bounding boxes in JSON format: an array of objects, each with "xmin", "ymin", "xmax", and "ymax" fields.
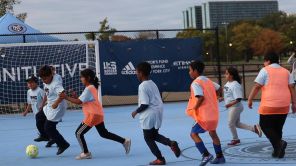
[
  {"xmin": 22, "ymin": 75, "xmax": 48, "ymax": 142},
  {"xmin": 131, "ymin": 62, "xmax": 181, "ymax": 165},
  {"xmin": 39, "ymin": 65, "xmax": 70, "ymax": 155},
  {"xmin": 50, "ymin": 65, "xmax": 63, "ymax": 83}
]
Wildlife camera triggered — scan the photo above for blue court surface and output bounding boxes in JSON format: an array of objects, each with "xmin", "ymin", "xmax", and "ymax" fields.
[{"xmin": 1, "ymin": 101, "xmax": 296, "ymax": 166}]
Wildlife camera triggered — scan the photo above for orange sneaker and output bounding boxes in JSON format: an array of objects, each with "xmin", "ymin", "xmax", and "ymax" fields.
[
  {"xmin": 227, "ymin": 139, "xmax": 240, "ymax": 146},
  {"xmin": 149, "ymin": 158, "xmax": 166, "ymax": 165}
]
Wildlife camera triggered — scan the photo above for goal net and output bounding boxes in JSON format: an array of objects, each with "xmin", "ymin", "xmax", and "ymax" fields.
[{"xmin": 0, "ymin": 41, "xmax": 100, "ymax": 116}]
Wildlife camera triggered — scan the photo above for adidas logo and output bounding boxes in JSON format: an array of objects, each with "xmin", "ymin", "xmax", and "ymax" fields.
[{"xmin": 121, "ymin": 62, "xmax": 136, "ymax": 75}]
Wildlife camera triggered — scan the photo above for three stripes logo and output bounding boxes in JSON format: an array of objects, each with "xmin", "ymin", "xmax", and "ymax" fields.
[{"xmin": 121, "ymin": 62, "xmax": 136, "ymax": 75}]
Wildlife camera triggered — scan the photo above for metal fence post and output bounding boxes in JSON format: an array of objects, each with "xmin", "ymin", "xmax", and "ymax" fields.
[
  {"xmin": 242, "ymin": 64, "xmax": 247, "ymax": 99},
  {"xmin": 156, "ymin": 30, "xmax": 159, "ymax": 39},
  {"xmin": 22, "ymin": 35, "xmax": 26, "ymax": 43},
  {"xmin": 215, "ymin": 27, "xmax": 222, "ymax": 86}
]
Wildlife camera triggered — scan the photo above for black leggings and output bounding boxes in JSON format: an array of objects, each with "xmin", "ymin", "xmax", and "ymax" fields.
[
  {"xmin": 143, "ymin": 128, "xmax": 172, "ymax": 160},
  {"xmin": 259, "ymin": 114, "xmax": 287, "ymax": 151},
  {"xmin": 35, "ymin": 110, "xmax": 48, "ymax": 138},
  {"xmin": 75, "ymin": 122, "xmax": 125, "ymax": 153},
  {"xmin": 44, "ymin": 120, "xmax": 69, "ymax": 148}
]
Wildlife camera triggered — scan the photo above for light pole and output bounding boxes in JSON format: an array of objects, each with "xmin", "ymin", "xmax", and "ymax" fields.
[
  {"xmin": 290, "ymin": 41, "xmax": 294, "ymax": 61},
  {"xmin": 206, "ymin": 52, "xmax": 210, "ymax": 62},
  {"xmin": 229, "ymin": 43, "xmax": 233, "ymax": 63},
  {"xmin": 290, "ymin": 41, "xmax": 294, "ymax": 54},
  {"xmin": 222, "ymin": 22, "xmax": 229, "ymax": 63}
]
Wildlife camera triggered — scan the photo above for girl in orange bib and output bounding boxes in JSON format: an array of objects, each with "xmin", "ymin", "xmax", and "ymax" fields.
[
  {"xmin": 187, "ymin": 61, "xmax": 225, "ymax": 166},
  {"xmin": 248, "ymin": 52, "xmax": 296, "ymax": 159},
  {"xmin": 59, "ymin": 69, "xmax": 131, "ymax": 160}
]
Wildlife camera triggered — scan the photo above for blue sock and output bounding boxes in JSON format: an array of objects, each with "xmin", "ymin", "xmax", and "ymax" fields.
[
  {"xmin": 195, "ymin": 142, "xmax": 208, "ymax": 155},
  {"xmin": 213, "ymin": 144, "xmax": 222, "ymax": 155}
]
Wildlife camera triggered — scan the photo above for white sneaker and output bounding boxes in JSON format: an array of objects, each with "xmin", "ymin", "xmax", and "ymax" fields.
[
  {"xmin": 123, "ymin": 138, "xmax": 131, "ymax": 155},
  {"xmin": 255, "ymin": 124, "xmax": 263, "ymax": 137},
  {"xmin": 75, "ymin": 152, "xmax": 92, "ymax": 160}
]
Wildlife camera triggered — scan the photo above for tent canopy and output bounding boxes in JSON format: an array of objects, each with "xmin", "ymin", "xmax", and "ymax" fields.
[{"xmin": 0, "ymin": 13, "xmax": 61, "ymax": 44}]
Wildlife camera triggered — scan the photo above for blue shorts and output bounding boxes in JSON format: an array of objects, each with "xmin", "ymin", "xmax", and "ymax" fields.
[{"xmin": 191, "ymin": 123, "xmax": 206, "ymax": 134}]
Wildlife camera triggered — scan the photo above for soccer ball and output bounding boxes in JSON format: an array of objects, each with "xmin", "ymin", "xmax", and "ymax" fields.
[{"xmin": 26, "ymin": 145, "xmax": 38, "ymax": 158}]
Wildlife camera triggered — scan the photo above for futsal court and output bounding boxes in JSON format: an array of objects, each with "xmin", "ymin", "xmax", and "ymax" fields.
[{"xmin": 1, "ymin": 101, "xmax": 296, "ymax": 166}]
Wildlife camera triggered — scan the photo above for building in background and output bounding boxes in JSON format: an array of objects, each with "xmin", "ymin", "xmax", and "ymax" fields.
[
  {"xmin": 183, "ymin": 6, "xmax": 203, "ymax": 29},
  {"xmin": 183, "ymin": 0, "xmax": 279, "ymax": 29}
]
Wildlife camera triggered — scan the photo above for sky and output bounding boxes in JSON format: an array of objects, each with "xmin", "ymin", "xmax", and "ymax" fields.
[{"xmin": 12, "ymin": 0, "xmax": 296, "ymax": 33}]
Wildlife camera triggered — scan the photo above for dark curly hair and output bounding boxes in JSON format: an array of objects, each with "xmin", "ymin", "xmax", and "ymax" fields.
[{"xmin": 227, "ymin": 67, "xmax": 241, "ymax": 84}]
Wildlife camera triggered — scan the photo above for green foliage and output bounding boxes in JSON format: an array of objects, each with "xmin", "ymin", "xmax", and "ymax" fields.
[
  {"xmin": 98, "ymin": 18, "xmax": 116, "ymax": 40},
  {"xmin": 231, "ymin": 22, "xmax": 262, "ymax": 53},
  {"xmin": 177, "ymin": 11, "xmax": 296, "ymax": 62},
  {"xmin": 0, "ymin": 0, "xmax": 27, "ymax": 21},
  {"xmin": 85, "ymin": 18, "xmax": 116, "ymax": 41},
  {"xmin": 176, "ymin": 29, "xmax": 215, "ymax": 54}
]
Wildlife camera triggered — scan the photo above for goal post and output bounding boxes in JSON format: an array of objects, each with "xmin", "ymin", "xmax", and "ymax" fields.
[{"xmin": 0, "ymin": 41, "xmax": 101, "ymax": 116}]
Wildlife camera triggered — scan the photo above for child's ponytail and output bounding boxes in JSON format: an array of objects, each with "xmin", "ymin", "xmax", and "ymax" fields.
[
  {"xmin": 92, "ymin": 76, "xmax": 100, "ymax": 89},
  {"xmin": 80, "ymin": 69, "xmax": 100, "ymax": 89}
]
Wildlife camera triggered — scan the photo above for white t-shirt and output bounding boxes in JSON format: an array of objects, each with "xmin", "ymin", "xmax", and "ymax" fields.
[
  {"xmin": 54, "ymin": 74, "xmax": 63, "ymax": 84},
  {"xmin": 255, "ymin": 64, "xmax": 294, "ymax": 85},
  {"xmin": 191, "ymin": 76, "xmax": 220, "ymax": 97},
  {"xmin": 79, "ymin": 87, "xmax": 95, "ymax": 103},
  {"xmin": 43, "ymin": 75, "xmax": 67, "ymax": 122},
  {"xmin": 287, "ymin": 55, "xmax": 296, "ymax": 82},
  {"xmin": 27, "ymin": 87, "xmax": 45, "ymax": 115},
  {"xmin": 138, "ymin": 80, "xmax": 163, "ymax": 130},
  {"xmin": 223, "ymin": 81, "xmax": 243, "ymax": 105}
]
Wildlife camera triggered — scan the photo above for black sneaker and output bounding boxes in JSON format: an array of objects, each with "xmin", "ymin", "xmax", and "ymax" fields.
[
  {"xmin": 278, "ymin": 140, "xmax": 287, "ymax": 158},
  {"xmin": 272, "ymin": 150, "xmax": 277, "ymax": 158},
  {"xmin": 56, "ymin": 143, "xmax": 70, "ymax": 155},
  {"xmin": 46, "ymin": 140, "xmax": 55, "ymax": 148},
  {"xmin": 170, "ymin": 141, "xmax": 181, "ymax": 158},
  {"xmin": 34, "ymin": 136, "xmax": 49, "ymax": 142}
]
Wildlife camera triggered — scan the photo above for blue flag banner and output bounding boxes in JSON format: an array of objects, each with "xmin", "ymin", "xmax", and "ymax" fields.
[
  {"xmin": 99, "ymin": 38, "xmax": 203, "ymax": 96},
  {"xmin": 0, "ymin": 39, "xmax": 202, "ymax": 105}
]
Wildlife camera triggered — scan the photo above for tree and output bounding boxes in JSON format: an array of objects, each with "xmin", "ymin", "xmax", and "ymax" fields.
[
  {"xmin": 251, "ymin": 28, "xmax": 286, "ymax": 56},
  {"xmin": 258, "ymin": 11, "xmax": 288, "ymax": 31},
  {"xmin": 231, "ymin": 22, "xmax": 262, "ymax": 62},
  {"xmin": 0, "ymin": 0, "xmax": 27, "ymax": 21},
  {"xmin": 176, "ymin": 29, "xmax": 201, "ymax": 38},
  {"xmin": 176, "ymin": 29, "xmax": 216, "ymax": 61},
  {"xmin": 135, "ymin": 31, "xmax": 163, "ymax": 40},
  {"xmin": 111, "ymin": 35, "xmax": 131, "ymax": 41},
  {"xmin": 85, "ymin": 18, "xmax": 116, "ymax": 41},
  {"xmin": 98, "ymin": 18, "xmax": 116, "ymax": 40}
]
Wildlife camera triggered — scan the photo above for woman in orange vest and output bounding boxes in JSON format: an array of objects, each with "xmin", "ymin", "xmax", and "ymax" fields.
[
  {"xmin": 248, "ymin": 52, "xmax": 296, "ymax": 158},
  {"xmin": 59, "ymin": 69, "xmax": 131, "ymax": 160},
  {"xmin": 187, "ymin": 61, "xmax": 225, "ymax": 166}
]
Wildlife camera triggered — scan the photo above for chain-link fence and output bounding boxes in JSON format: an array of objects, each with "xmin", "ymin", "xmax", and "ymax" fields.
[
  {"xmin": 1, "ymin": 29, "xmax": 292, "ymax": 108},
  {"xmin": 0, "ymin": 29, "xmax": 221, "ymax": 107}
]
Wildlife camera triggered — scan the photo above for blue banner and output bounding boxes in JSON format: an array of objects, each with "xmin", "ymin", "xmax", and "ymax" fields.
[
  {"xmin": 0, "ymin": 38, "xmax": 202, "ymax": 104},
  {"xmin": 100, "ymin": 38, "xmax": 203, "ymax": 96}
]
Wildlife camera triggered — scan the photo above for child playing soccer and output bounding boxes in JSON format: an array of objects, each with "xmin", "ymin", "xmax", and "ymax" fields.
[
  {"xmin": 59, "ymin": 68, "xmax": 131, "ymax": 160},
  {"xmin": 22, "ymin": 75, "xmax": 48, "ymax": 142},
  {"xmin": 131, "ymin": 62, "xmax": 181, "ymax": 165},
  {"xmin": 187, "ymin": 60, "xmax": 225, "ymax": 166},
  {"xmin": 39, "ymin": 65, "xmax": 70, "ymax": 155},
  {"xmin": 248, "ymin": 52, "xmax": 296, "ymax": 158},
  {"xmin": 223, "ymin": 67, "xmax": 262, "ymax": 146},
  {"xmin": 50, "ymin": 65, "xmax": 63, "ymax": 83}
]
